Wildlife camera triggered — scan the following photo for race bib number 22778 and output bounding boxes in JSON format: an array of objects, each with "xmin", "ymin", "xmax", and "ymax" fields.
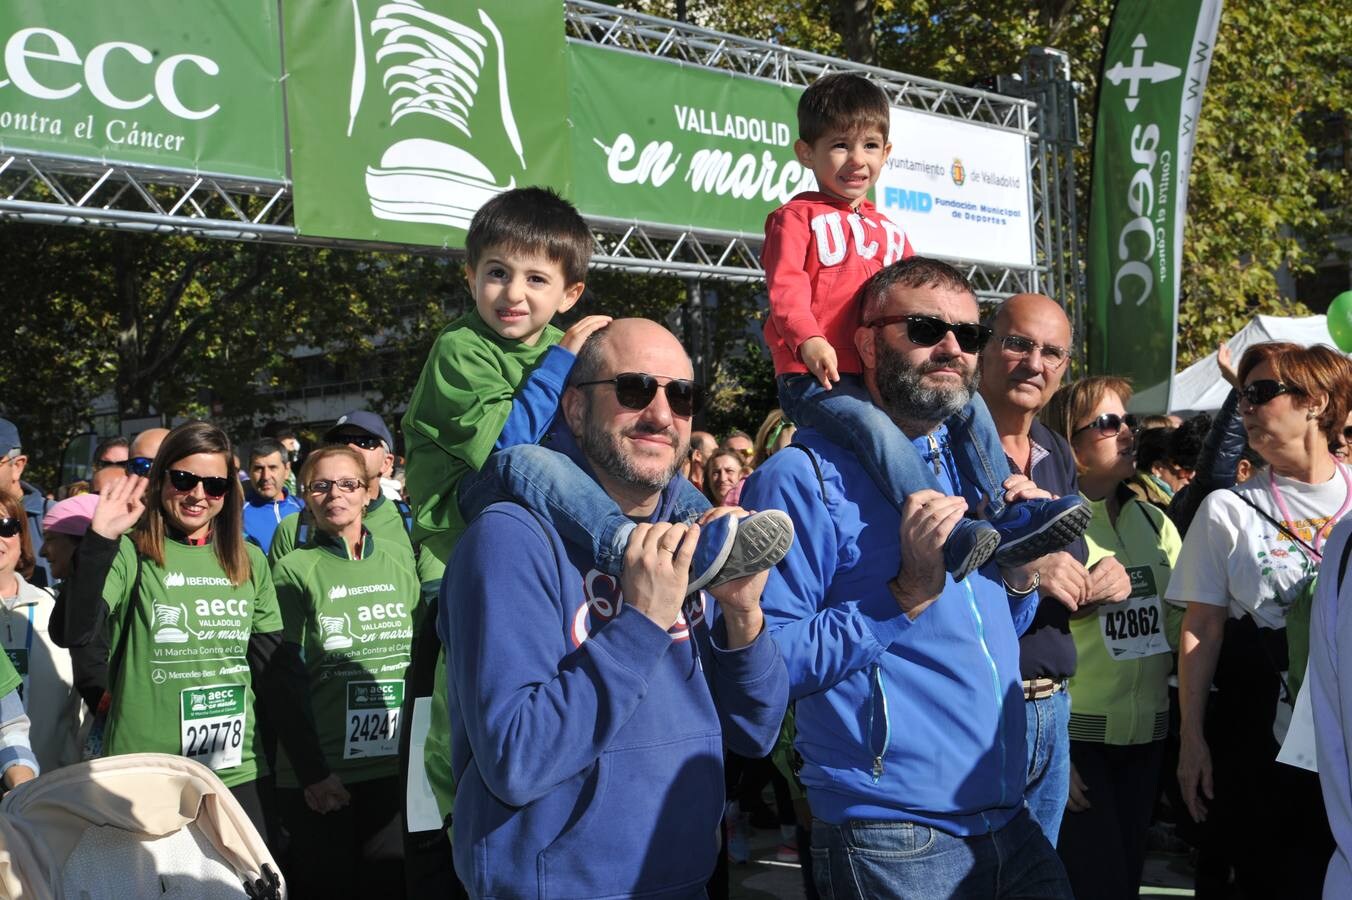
[{"xmin": 180, "ymin": 684, "xmax": 246, "ymax": 771}]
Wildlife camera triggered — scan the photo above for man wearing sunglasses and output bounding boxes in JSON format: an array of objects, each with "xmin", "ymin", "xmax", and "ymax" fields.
[
  {"xmin": 0, "ymin": 419, "xmax": 52, "ymax": 589},
  {"xmin": 976, "ymin": 293, "xmax": 1132, "ymax": 846},
  {"xmin": 742, "ymin": 267, "xmax": 1073, "ymax": 898},
  {"xmin": 89, "ymin": 436, "xmax": 131, "ymax": 495},
  {"xmin": 443, "ymin": 319, "xmax": 788, "ymax": 899}
]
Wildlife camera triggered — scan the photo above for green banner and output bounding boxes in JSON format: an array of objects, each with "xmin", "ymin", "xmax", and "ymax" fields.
[
  {"xmin": 0, "ymin": 1, "xmax": 286, "ymax": 179},
  {"xmin": 284, "ymin": 0, "xmax": 571, "ymax": 247},
  {"xmin": 1086, "ymin": 0, "xmax": 1222, "ymax": 411},
  {"xmin": 569, "ymin": 44, "xmax": 814, "ymax": 235}
]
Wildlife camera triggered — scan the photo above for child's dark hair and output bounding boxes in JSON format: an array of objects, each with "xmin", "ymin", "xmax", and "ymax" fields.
[
  {"xmin": 798, "ymin": 73, "xmax": 891, "ymax": 145},
  {"xmin": 464, "ymin": 187, "xmax": 592, "ymax": 285}
]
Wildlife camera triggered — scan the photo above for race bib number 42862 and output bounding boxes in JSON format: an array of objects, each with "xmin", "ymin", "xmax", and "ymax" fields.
[
  {"xmin": 180, "ymin": 684, "xmax": 246, "ymax": 771},
  {"xmin": 1099, "ymin": 566, "xmax": 1170, "ymax": 661}
]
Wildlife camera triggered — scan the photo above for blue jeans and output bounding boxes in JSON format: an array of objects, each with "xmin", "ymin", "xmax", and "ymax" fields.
[
  {"xmin": 459, "ymin": 443, "xmax": 710, "ymax": 577},
  {"xmin": 1023, "ymin": 688, "xmax": 1070, "ymax": 846},
  {"xmin": 810, "ymin": 808, "xmax": 1072, "ymax": 899},
  {"xmin": 778, "ymin": 374, "xmax": 1011, "ymax": 518}
]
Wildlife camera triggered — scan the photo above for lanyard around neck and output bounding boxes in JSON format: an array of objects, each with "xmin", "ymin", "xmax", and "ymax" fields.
[{"xmin": 1267, "ymin": 459, "xmax": 1352, "ymax": 560}]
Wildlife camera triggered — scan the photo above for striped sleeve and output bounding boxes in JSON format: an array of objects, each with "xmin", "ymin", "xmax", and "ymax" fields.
[{"xmin": 0, "ymin": 690, "xmax": 38, "ymax": 777}]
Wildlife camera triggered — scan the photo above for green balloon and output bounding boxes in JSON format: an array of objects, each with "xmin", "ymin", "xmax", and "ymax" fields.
[{"xmin": 1330, "ymin": 291, "xmax": 1352, "ymax": 353}]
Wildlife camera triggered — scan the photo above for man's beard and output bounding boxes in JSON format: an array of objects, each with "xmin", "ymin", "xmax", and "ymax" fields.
[
  {"xmin": 875, "ymin": 341, "xmax": 977, "ymax": 424},
  {"xmin": 577, "ymin": 401, "xmax": 687, "ymax": 492}
]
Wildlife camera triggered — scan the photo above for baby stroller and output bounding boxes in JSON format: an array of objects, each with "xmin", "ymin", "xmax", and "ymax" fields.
[{"xmin": 0, "ymin": 753, "xmax": 283, "ymax": 899}]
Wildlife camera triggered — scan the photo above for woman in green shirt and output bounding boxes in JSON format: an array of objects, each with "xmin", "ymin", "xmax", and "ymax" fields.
[
  {"xmin": 271, "ymin": 445, "xmax": 417, "ymax": 898},
  {"xmin": 1042, "ymin": 377, "xmax": 1183, "ymax": 900},
  {"xmin": 57, "ymin": 421, "xmax": 288, "ymax": 838}
]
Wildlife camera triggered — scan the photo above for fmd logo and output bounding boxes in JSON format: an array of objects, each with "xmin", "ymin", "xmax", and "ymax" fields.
[
  {"xmin": 882, "ymin": 187, "xmax": 932, "ymax": 214},
  {"xmin": 1104, "ymin": 34, "xmax": 1182, "ymax": 111}
]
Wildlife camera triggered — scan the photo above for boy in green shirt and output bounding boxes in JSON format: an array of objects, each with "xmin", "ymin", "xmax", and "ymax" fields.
[{"xmin": 400, "ymin": 188, "xmax": 791, "ymax": 887}]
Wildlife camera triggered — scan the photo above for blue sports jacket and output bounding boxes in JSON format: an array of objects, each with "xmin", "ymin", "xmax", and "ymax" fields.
[{"xmin": 740, "ymin": 426, "xmax": 1037, "ymax": 835}]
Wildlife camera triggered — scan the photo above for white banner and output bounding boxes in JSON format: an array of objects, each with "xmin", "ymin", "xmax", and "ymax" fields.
[{"xmin": 874, "ymin": 107, "xmax": 1034, "ymax": 268}]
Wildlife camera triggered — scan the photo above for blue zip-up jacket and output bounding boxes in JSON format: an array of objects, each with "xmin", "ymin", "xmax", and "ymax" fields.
[
  {"xmin": 243, "ymin": 489, "xmax": 303, "ymax": 554},
  {"xmin": 443, "ymin": 474, "xmax": 788, "ymax": 899},
  {"xmin": 740, "ymin": 426, "xmax": 1037, "ymax": 836}
]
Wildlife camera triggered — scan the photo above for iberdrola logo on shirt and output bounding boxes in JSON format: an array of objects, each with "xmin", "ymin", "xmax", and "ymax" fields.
[
  {"xmin": 164, "ymin": 572, "xmax": 187, "ymax": 588},
  {"xmin": 329, "ymin": 584, "xmax": 349, "ymax": 601}
]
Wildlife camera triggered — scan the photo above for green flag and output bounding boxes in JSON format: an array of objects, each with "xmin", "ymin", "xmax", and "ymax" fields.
[{"xmin": 1086, "ymin": 0, "xmax": 1222, "ymax": 411}]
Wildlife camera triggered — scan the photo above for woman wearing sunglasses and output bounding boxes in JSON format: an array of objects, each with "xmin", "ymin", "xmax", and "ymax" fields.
[
  {"xmin": 0, "ymin": 492, "xmax": 84, "ymax": 774},
  {"xmin": 269, "ymin": 446, "xmax": 416, "ymax": 897},
  {"xmin": 56, "ymin": 421, "xmax": 288, "ymax": 836},
  {"xmin": 1166, "ymin": 342, "xmax": 1351, "ymax": 899},
  {"xmin": 1040, "ymin": 377, "xmax": 1183, "ymax": 899}
]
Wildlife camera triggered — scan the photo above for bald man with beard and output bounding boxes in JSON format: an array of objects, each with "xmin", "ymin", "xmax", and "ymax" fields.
[{"xmin": 977, "ymin": 293, "xmax": 1131, "ymax": 845}]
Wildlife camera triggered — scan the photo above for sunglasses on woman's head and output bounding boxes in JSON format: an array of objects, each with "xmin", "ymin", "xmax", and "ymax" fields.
[
  {"xmin": 865, "ymin": 314, "xmax": 992, "ymax": 354},
  {"xmin": 1241, "ymin": 379, "xmax": 1299, "ymax": 406},
  {"xmin": 0, "ymin": 518, "xmax": 20, "ymax": 539},
  {"xmin": 574, "ymin": 372, "xmax": 704, "ymax": 417},
  {"xmin": 167, "ymin": 469, "xmax": 231, "ymax": 498},
  {"xmin": 1072, "ymin": 413, "xmax": 1134, "ymax": 438}
]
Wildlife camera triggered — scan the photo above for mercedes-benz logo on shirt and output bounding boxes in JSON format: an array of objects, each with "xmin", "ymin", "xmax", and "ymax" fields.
[{"xmin": 151, "ymin": 669, "xmax": 167, "ymax": 684}]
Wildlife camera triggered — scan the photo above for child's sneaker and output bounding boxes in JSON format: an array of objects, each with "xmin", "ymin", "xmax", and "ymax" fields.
[
  {"xmin": 943, "ymin": 518, "xmax": 1001, "ymax": 581},
  {"xmin": 990, "ymin": 495, "xmax": 1092, "ymax": 567},
  {"xmin": 688, "ymin": 510, "xmax": 795, "ymax": 594}
]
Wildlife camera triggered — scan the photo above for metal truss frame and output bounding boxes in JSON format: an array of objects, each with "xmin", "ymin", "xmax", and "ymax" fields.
[{"xmin": 0, "ymin": 1, "xmax": 1079, "ymax": 307}]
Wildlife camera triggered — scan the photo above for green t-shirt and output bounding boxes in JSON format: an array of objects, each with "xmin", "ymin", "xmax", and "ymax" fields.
[
  {"xmin": 272, "ymin": 533, "xmax": 419, "ymax": 787},
  {"xmin": 101, "ymin": 537, "xmax": 281, "ymax": 787},
  {"xmin": 0, "ymin": 650, "xmax": 20, "ymax": 700},
  {"xmin": 401, "ymin": 312, "xmax": 563, "ymax": 566},
  {"xmin": 1067, "ymin": 496, "xmax": 1184, "ymax": 745}
]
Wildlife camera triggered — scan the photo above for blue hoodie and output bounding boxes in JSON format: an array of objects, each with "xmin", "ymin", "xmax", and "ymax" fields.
[
  {"xmin": 443, "ymin": 477, "xmax": 788, "ymax": 899},
  {"xmin": 242, "ymin": 489, "xmax": 302, "ymax": 554},
  {"xmin": 739, "ymin": 426, "xmax": 1037, "ymax": 836}
]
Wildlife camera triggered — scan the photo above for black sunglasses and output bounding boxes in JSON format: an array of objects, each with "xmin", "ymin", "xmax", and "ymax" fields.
[
  {"xmin": 1072, "ymin": 413, "xmax": 1134, "ymax": 438},
  {"xmin": 866, "ymin": 314, "xmax": 993, "ymax": 354},
  {"xmin": 126, "ymin": 456, "xmax": 153, "ymax": 477},
  {"xmin": 167, "ymin": 469, "xmax": 232, "ymax": 498},
  {"xmin": 334, "ymin": 434, "xmax": 383, "ymax": 451},
  {"xmin": 0, "ymin": 517, "xmax": 20, "ymax": 539},
  {"xmin": 94, "ymin": 457, "xmax": 127, "ymax": 471},
  {"xmin": 575, "ymin": 373, "xmax": 704, "ymax": 417},
  {"xmin": 1241, "ymin": 379, "xmax": 1300, "ymax": 406}
]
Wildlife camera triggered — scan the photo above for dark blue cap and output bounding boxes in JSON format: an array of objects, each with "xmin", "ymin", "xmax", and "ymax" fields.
[{"xmin": 325, "ymin": 411, "xmax": 393, "ymax": 449}]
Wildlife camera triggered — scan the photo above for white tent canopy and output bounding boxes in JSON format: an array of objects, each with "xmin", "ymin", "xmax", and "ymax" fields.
[{"xmin": 1168, "ymin": 315, "xmax": 1338, "ymax": 414}]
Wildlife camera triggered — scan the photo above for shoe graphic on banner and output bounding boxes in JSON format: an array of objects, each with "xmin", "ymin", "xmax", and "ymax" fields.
[{"xmin": 349, "ymin": 0, "xmax": 526, "ymax": 227}]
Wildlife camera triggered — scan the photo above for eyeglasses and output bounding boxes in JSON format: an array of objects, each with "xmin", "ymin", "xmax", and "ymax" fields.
[
  {"xmin": 1241, "ymin": 379, "xmax": 1300, "ymax": 406},
  {"xmin": 167, "ymin": 469, "xmax": 232, "ymax": 498},
  {"xmin": 996, "ymin": 334, "xmax": 1070, "ymax": 370},
  {"xmin": 1072, "ymin": 413, "xmax": 1134, "ymax": 439},
  {"xmin": 126, "ymin": 456, "xmax": 153, "ymax": 477},
  {"xmin": 0, "ymin": 518, "xmax": 20, "ymax": 539},
  {"xmin": 575, "ymin": 373, "xmax": 705, "ymax": 417},
  {"xmin": 307, "ymin": 479, "xmax": 364, "ymax": 496},
  {"xmin": 334, "ymin": 434, "xmax": 383, "ymax": 451},
  {"xmin": 94, "ymin": 457, "xmax": 128, "ymax": 471},
  {"xmin": 865, "ymin": 314, "xmax": 992, "ymax": 354}
]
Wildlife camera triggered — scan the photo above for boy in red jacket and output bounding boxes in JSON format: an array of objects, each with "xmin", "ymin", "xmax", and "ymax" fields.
[{"xmin": 762, "ymin": 73, "xmax": 1089, "ymax": 577}]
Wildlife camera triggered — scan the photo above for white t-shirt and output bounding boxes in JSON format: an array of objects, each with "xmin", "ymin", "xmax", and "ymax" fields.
[{"xmin": 1165, "ymin": 464, "xmax": 1352, "ymax": 629}]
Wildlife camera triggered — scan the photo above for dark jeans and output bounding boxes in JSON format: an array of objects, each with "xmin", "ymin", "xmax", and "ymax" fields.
[
  {"xmin": 1203, "ymin": 616, "xmax": 1332, "ymax": 900},
  {"xmin": 811, "ymin": 808, "xmax": 1072, "ymax": 899},
  {"xmin": 1057, "ymin": 740, "xmax": 1163, "ymax": 900},
  {"xmin": 279, "ymin": 775, "xmax": 404, "ymax": 900}
]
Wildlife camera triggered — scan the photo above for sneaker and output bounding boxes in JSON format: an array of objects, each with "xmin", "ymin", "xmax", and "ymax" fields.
[
  {"xmin": 726, "ymin": 813, "xmax": 751, "ymax": 864},
  {"xmin": 942, "ymin": 518, "xmax": 1001, "ymax": 581},
  {"xmin": 688, "ymin": 510, "xmax": 795, "ymax": 594},
  {"xmin": 990, "ymin": 495, "xmax": 1092, "ymax": 567}
]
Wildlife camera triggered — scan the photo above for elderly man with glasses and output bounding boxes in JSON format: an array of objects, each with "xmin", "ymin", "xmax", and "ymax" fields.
[{"xmin": 976, "ymin": 293, "xmax": 1132, "ymax": 846}]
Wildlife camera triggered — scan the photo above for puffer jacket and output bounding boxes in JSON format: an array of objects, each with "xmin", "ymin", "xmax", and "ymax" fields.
[{"xmin": 1168, "ymin": 389, "xmax": 1247, "ymax": 537}]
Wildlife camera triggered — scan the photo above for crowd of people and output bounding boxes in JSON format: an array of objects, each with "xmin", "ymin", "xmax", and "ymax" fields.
[{"xmin": 1, "ymin": 70, "xmax": 1351, "ymax": 900}]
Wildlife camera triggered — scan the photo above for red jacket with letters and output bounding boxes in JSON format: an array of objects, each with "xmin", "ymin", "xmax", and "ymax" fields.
[{"xmin": 762, "ymin": 191, "xmax": 914, "ymax": 376}]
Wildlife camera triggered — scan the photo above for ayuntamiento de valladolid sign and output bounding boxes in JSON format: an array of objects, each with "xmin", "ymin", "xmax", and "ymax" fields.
[{"xmin": 1, "ymin": 0, "xmax": 1034, "ymax": 267}]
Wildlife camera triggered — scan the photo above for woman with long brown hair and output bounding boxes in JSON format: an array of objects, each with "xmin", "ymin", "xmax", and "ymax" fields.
[{"xmin": 57, "ymin": 421, "xmax": 288, "ymax": 834}]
